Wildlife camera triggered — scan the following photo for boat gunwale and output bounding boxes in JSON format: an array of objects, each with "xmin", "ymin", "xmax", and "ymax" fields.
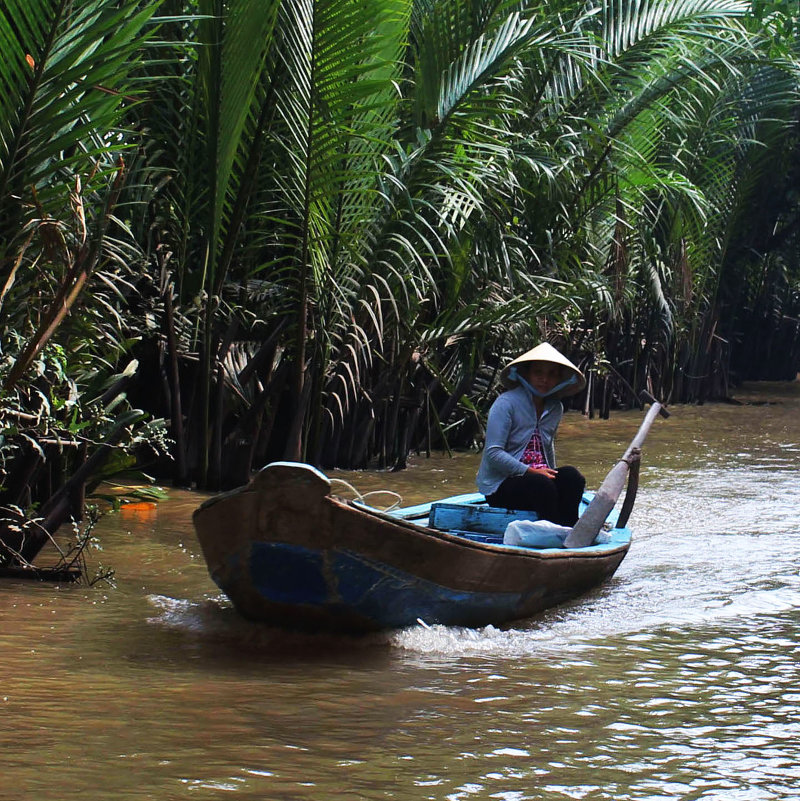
[
  {"xmin": 194, "ymin": 462, "xmax": 631, "ymax": 562},
  {"xmin": 332, "ymin": 494, "xmax": 632, "ymax": 561}
]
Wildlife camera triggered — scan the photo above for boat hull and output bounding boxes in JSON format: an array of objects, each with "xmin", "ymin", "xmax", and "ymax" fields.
[{"xmin": 193, "ymin": 462, "xmax": 631, "ymax": 633}]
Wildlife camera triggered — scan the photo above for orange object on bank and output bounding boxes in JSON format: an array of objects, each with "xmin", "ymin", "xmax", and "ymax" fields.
[{"xmin": 119, "ymin": 501, "xmax": 157, "ymax": 518}]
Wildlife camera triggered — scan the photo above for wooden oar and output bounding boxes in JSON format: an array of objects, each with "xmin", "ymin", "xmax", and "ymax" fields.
[{"xmin": 563, "ymin": 392, "xmax": 669, "ymax": 548}]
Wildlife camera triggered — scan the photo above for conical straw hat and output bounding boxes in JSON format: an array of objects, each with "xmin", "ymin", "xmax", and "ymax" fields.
[{"xmin": 499, "ymin": 342, "xmax": 586, "ymax": 396}]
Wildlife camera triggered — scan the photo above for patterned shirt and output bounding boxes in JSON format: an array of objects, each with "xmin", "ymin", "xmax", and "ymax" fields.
[{"xmin": 520, "ymin": 428, "xmax": 547, "ymax": 469}]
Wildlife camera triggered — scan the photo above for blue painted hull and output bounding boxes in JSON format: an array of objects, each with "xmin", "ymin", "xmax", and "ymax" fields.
[
  {"xmin": 194, "ymin": 462, "xmax": 632, "ymax": 633},
  {"xmin": 235, "ymin": 542, "xmax": 538, "ymax": 630}
]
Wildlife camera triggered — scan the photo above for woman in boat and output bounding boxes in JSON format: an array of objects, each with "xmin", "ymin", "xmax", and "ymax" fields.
[{"xmin": 477, "ymin": 342, "xmax": 587, "ymax": 526}]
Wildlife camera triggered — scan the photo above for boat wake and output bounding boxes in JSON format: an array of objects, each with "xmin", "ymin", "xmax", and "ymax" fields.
[
  {"xmin": 146, "ymin": 593, "xmax": 237, "ymax": 633},
  {"xmin": 387, "ymin": 582, "xmax": 800, "ymax": 660},
  {"xmin": 144, "ymin": 593, "xmax": 394, "ymax": 659},
  {"xmin": 144, "ymin": 570, "xmax": 800, "ymax": 663}
]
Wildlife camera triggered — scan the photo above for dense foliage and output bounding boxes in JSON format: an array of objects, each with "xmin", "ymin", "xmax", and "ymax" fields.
[{"xmin": 1, "ymin": 0, "xmax": 799, "ymax": 547}]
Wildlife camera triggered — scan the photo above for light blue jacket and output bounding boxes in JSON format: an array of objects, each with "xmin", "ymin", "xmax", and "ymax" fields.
[{"xmin": 476, "ymin": 386, "xmax": 563, "ymax": 496}]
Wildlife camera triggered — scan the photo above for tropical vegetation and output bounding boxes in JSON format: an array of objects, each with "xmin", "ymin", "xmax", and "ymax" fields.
[{"xmin": 1, "ymin": 0, "xmax": 799, "ymax": 567}]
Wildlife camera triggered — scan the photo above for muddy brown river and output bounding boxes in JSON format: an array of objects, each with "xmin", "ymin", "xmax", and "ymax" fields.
[{"xmin": 3, "ymin": 382, "xmax": 800, "ymax": 800}]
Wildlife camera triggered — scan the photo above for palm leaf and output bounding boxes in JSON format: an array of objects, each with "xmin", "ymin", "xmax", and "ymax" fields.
[{"xmin": 0, "ymin": 0, "xmax": 158, "ymax": 267}]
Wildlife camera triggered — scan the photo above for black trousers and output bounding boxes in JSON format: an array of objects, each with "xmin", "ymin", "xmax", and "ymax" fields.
[{"xmin": 485, "ymin": 466, "xmax": 586, "ymax": 526}]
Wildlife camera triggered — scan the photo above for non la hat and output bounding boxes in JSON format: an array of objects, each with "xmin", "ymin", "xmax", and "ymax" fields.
[{"xmin": 499, "ymin": 342, "xmax": 586, "ymax": 396}]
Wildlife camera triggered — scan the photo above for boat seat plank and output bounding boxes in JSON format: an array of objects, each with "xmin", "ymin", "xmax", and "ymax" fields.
[
  {"xmin": 429, "ymin": 502, "xmax": 539, "ymax": 536},
  {"xmin": 389, "ymin": 492, "xmax": 485, "ymax": 519}
]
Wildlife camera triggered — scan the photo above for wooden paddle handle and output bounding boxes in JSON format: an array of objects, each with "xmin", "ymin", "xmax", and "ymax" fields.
[{"xmin": 564, "ymin": 392, "xmax": 668, "ymax": 547}]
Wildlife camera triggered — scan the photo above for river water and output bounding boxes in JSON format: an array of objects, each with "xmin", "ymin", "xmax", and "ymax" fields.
[{"xmin": 3, "ymin": 382, "xmax": 800, "ymax": 800}]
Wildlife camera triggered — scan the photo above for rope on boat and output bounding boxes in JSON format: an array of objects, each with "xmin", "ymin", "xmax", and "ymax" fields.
[{"xmin": 328, "ymin": 478, "xmax": 403, "ymax": 512}]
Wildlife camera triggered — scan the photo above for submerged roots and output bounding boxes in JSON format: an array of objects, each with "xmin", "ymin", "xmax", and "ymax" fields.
[{"xmin": 0, "ymin": 505, "xmax": 114, "ymax": 585}]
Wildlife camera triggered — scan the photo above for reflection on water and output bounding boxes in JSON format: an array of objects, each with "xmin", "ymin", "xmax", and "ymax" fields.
[{"xmin": 3, "ymin": 382, "xmax": 800, "ymax": 799}]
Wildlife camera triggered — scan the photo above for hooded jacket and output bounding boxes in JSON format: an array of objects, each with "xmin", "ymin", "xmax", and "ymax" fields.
[{"xmin": 476, "ymin": 385, "xmax": 562, "ymax": 496}]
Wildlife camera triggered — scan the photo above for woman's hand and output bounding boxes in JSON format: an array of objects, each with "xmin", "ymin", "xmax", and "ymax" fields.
[{"xmin": 526, "ymin": 466, "xmax": 557, "ymax": 479}]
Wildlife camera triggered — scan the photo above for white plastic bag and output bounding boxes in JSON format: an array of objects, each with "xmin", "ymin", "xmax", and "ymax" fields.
[
  {"xmin": 503, "ymin": 519, "xmax": 572, "ymax": 548},
  {"xmin": 503, "ymin": 519, "xmax": 613, "ymax": 548}
]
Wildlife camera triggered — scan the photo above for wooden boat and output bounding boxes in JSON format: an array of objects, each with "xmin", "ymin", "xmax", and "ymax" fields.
[
  {"xmin": 193, "ymin": 396, "xmax": 667, "ymax": 633},
  {"xmin": 193, "ymin": 461, "xmax": 633, "ymax": 633}
]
